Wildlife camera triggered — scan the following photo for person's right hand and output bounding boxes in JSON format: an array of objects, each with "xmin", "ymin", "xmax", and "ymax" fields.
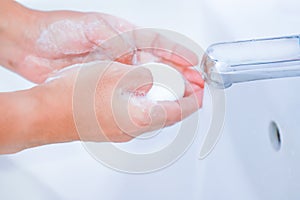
[{"xmin": 24, "ymin": 61, "xmax": 202, "ymax": 149}]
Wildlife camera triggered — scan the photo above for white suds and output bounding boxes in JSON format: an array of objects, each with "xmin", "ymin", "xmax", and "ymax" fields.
[
  {"xmin": 37, "ymin": 20, "xmax": 93, "ymax": 55},
  {"xmin": 45, "ymin": 61, "xmax": 104, "ymax": 83}
]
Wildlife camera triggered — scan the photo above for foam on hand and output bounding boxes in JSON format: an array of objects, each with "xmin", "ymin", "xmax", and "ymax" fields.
[{"xmin": 141, "ymin": 63, "xmax": 185, "ymax": 101}]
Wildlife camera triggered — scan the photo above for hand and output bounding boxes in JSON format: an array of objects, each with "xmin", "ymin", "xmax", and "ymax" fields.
[
  {"xmin": 0, "ymin": 1, "xmax": 204, "ymax": 153},
  {"xmin": 0, "ymin": 2, "xmax": 135, "ymax": 83},
  {"xmin": 0, "ymin": 2, "xmax": 203, "ymax": 91},
  {"xmin": 24, "ymin": 61, "xmax": 202, "ymax": 148}
]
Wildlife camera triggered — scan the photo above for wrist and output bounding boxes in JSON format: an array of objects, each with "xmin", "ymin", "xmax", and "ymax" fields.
[
  {"xmin": 0, "ymin": 1, "xmax": 40, "ymax": 69},
  {"xmin": 0, "ymin": 82, "xmax": 78, "ymax": 154},
  {"xmin": 0, "ymin": 89, "xmax": 41, "ymax": 153},
  {"xmin": 24, "ymin": 83, "xmax": 79, "ymax": 150}
]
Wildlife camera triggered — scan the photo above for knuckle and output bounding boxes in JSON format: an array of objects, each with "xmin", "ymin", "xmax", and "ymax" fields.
[
  {"xmin": 132, "ymin": 111, "xmax": 152, "ymax": 127},
  {"xmin": 107, "ymin": 129, "xmax": 134, "ymax": 143},
  {"xmin": 111, "ymin": 133, "xmax": 133, "ymax": 143}
]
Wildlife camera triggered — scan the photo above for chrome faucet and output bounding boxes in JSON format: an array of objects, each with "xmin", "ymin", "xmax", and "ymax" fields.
[{"xmin": 200, "ymin": 35, "xmax": 300, "ymax": 89}]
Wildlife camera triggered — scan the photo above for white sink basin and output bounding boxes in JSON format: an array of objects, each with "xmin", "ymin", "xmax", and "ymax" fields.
[{"xmin": 1, "ymin": 0, "xmax": 300, "ymax": 199}]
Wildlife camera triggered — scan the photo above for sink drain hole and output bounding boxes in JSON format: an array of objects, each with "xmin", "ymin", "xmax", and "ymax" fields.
[{"xmin": 269, "ymin": 121, "xmax": 281, "ymax": 151}]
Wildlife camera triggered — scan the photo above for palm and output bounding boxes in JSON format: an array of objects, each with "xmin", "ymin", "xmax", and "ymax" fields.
[
  {"xmin": 15, "ymin": 11, "xmax": 203, "ymax": 92},
  {"xmin": 17, "ymin": 12, "xmax": 135, "ymax": 83}
]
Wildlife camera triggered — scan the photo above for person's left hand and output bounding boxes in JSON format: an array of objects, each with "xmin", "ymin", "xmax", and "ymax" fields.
[
  {"xmin": 1, "ymin": 7, "xmax": 133, "ymax": 83},
  {"xmin": 2, "ymin": 5, "xmax": 203, "ymax": 92}
]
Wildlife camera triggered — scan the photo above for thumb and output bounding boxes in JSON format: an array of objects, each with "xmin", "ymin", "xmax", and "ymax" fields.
[
  {"xmin": 111, "ymin": 65, "xmax": 154, "ymax": 136},
  {"xmin": 119, "ymin": 66, "xmax": 153, "ymax": 95}
]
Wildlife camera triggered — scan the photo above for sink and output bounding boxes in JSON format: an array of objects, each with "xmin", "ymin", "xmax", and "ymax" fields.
[{"xmin": 1, "ymin": 0, "xmax": 300, "ymax": 199}]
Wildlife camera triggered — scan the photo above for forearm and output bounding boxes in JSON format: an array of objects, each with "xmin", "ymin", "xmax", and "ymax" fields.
[
  {"xmin": 0, "ymin": 86, "xmax": 78, "ymax": 154},
  {"xmin": 0, "ymin": 90, "xmax": 37, "ymax": 153},
  {"xmin": 0, "ymin": 0, "xmax": 36, "ymax": 69}
]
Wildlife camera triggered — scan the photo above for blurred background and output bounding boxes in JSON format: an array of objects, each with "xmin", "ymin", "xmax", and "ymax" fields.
[{"xmin": 0, "ymin": 0, "xmax": 300, "ymax": 199}]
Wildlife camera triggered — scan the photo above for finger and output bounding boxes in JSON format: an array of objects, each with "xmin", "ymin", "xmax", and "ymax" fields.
[
  {"xmin": 149, "ymin": 89, "xmax": 203, "ymax": 128},
  {"xmin": 34, "ymin": 50, "xmax": 112, "ymax": 83},
  {"xmin": 184, "ymin": 82, "xmax": 203, "ymax": 97},
  {"xmin": 181, "ymin": 67, "xmax": 204, "ymax": 88},
  {"xmin": 131, "ymin": 29, "xmax": 199, "ymax": 67},
  {"xmin": 86, "ymin": 27, "xmax": 199, "ymax": 68},
  {"xmin": 83, "ymin": 13, "xmax": 137, "ymax": 44},
  {"xmin": 116, "ymin": 66, "xmax": 153, "ymax": 93},
  {"xmin": 114, "ymin": 49, "xmax": 159, "ymax": 66},
  {"xmin": 112, "ymin": 65, "xmax": 155, "ymax": 135},
  {"xmin": 83, "ymin": 13, "xmax": 138, "ymax": 61}
]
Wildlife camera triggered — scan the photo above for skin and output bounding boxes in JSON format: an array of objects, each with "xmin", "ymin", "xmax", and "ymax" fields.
[{"xmin": 0, "ymin": 0, "xmax": 204, "ymax": 154}]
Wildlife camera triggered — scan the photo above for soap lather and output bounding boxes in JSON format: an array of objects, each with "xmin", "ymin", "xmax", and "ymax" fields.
[{"xmin": 141, "ymin": 62, "xmax": 185, "ymax": 101}]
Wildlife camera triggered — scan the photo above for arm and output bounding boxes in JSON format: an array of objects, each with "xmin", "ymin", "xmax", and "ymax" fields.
[
  {"xmin": 0, "ymin": 0, "xmax": 36, "ymax": 71},
  {"xmin": 0, "ymin": 89, "xmax": 44, "ymax": 154},
  {"xmin": 0, "ymin": 91, "xmax": 31, "ymax": 154},
  {"xmin": 0, "ymin": 86, "xmax": 78, "ymax": 154},
  {"xmin": 0, "ymin": 61, "xmax": 203, "ymax": 154},
  {"xmin": 0, "ymin": 1, "xmax": 204, "ymax": 154},
  {"xmin": 0, "ymin": 1, "xmax": 65, "ymax": 153}
]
